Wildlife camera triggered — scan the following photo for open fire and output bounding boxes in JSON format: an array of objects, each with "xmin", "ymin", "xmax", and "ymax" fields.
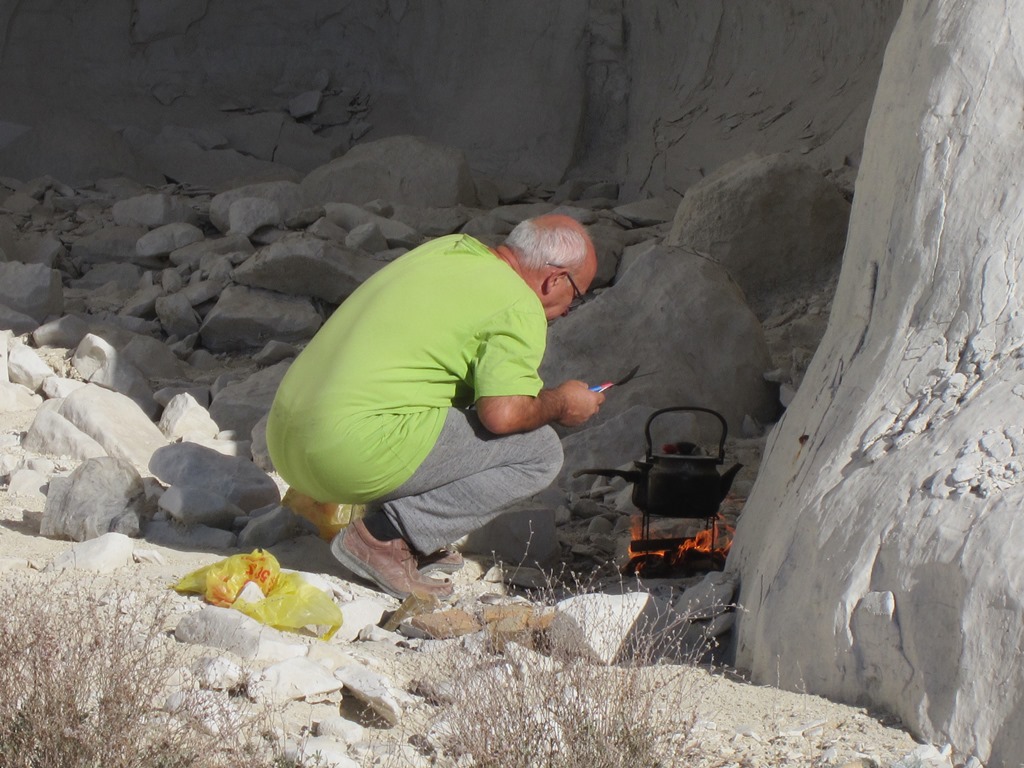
[
  {"xmin": 574, "ymin": 406, "xmax": 743, "ymax": 579},
  {"xmin": 623, "ymin": 514, "xmax": 735, "ymax": 577}
]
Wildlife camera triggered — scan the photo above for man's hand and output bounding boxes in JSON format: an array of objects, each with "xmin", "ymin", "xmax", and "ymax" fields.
[
  {"xmin": 476, "ymin": 381, "xmax": 604, "ymax": 435},
  {"xmin": 547, "ymin": 380, "xmax": 603, "ymax": 427}
]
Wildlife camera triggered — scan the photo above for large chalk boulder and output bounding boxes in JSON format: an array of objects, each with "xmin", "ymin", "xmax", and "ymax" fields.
[{"xmin": 731, "ymin": 3, "xmax": 1024, "ymax": 766}]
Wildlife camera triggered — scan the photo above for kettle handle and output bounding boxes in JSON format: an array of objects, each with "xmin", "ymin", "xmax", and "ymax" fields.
[{"xmin": 644, "ymin": 406, "xmax": 728, "ymax": 462}]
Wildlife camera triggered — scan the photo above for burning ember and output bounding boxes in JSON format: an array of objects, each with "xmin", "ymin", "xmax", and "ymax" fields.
[{"xmin": 623, "ymin": 515, "xmax": 735, "ymax": 577}]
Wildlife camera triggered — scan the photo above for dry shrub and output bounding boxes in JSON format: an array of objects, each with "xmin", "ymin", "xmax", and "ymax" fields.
[
  {"xmin": 0, "ymin": 572, "xmax": 283, "ymax": 768},
  {"xmin": 403, "ymin": 587, "xmax": 716, "ymax": 768}
]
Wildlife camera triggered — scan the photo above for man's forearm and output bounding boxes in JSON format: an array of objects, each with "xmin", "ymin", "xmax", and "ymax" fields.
[
  {"xmin": 475, "ymin": 390, "xmax": 566, "ymax": 435},
  {"xmin": 476, "ymin": 382, "xmax": 602, "ymax": 435}
]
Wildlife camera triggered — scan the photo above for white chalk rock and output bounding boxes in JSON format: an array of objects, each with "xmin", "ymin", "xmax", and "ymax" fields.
[{"xmin": 42, "ymin": 532, "xmax": 135, "ymax": 573}]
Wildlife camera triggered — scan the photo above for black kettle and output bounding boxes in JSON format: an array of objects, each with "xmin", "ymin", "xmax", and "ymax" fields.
[{"xmin": 574, "ymin": 406, "xmax": 742, "ymax": 519}]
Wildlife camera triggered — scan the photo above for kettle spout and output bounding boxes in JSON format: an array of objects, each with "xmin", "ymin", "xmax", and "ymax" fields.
[{"xmin": 719, "ymin": 463, "xmax": 743, "ymax": 499}]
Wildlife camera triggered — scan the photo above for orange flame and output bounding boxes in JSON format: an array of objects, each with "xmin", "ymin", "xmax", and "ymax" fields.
[{"xmin": 627, "ymin": 515, "xmax": 734, "ymax": 574}]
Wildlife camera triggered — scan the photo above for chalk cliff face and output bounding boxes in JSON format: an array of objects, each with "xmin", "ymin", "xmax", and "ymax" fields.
[
  {"xmin": 731, "ymin": 2, "xmax": 1024, "ymax": 765},
  {"xmin": 0, "ymin": 1, "xmax": 900, "ymax": 198}
]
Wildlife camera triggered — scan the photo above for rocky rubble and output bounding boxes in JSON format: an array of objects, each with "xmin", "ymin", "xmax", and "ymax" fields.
[{"xmin": 0, "ymin": 135, "xmax": 932, "ymax": 765}]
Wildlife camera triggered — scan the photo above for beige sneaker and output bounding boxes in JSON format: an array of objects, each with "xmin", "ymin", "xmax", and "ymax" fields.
[{"xmin": 331, "ymin": 519, "xmax": 453, "ymax": 600}]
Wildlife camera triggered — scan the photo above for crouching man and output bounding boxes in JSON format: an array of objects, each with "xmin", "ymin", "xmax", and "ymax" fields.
[{"xmin": 266, "ymin": 214, "xmax": 604, "ymax": 599}]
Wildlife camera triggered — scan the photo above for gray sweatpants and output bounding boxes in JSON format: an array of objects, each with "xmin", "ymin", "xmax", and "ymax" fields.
[{"xmin": 374, "ymin": 408, "xmax": 563, "ymax": 554}]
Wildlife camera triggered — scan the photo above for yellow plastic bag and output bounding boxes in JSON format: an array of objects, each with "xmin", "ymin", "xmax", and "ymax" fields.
[
  {"xmin": 282, "ymin": 487, "xmax": 365, "ymax": 540},
  {"xmin": 174, "ymin": 549, "xmax": 279, "ymax": 608},
  {"xmin": 233, "ymin": 572, "xmax": 343, "ymax": 641},
  {"xmin": 173, "ymin": 549, "xmax": 343, "ymax": 640}
]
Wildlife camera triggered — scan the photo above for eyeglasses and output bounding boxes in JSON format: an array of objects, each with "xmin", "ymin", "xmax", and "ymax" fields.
[{"xmin": 546, "ymin": 262, "xmax": 585, "ymax": 313}]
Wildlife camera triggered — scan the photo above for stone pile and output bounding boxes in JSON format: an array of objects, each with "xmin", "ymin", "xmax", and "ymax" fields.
[
  {"xmin": 0, "ymin": 132, "xmax": 864, "ymax": 765},
  {"xmin": 3, "ymin": 135, "xmax": 829, "ymax": 552}
]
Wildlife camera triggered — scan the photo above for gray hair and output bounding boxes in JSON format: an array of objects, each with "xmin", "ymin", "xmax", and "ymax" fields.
[{"xmin": 504, "ymin": 217, "xmax": 589, "ymax": 271}]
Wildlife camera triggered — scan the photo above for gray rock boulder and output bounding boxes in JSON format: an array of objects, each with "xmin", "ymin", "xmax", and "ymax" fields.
[
  {"xmin": 136, "ymin": 222, "xmax": 204, "ymax": 258},
  {"xmin": 112, "ymin": 192, "xmax": 200, "ymax": 228},
  {"xmin": 541, "ymin": 245, "xmax": 778, "ymax": 435},
  {"xmin": 322, "ymin": 203, "xmax": 423, "ymax": 248},
  {"xmin": 613, "ymin": 198, "xmax": 675, "ymax": 227},
  {"xmin": 209, "ymin": 181, "xmax": 306, "ymax": 233},
  {"xmin": 0, "ymin": 228, "xmax": 65, "ymax": 267},
  {"xmin": 274, "ymin": 120, "xmax": 334, "ymax": 175},
  {"xmin": 31, "ymin": 315, "xmax": 90, "ymax": 348},
  {"xmin": 549, "ymin": 592, "xmax": 673, "ymax": 664},
  {"xmin": 227, "ymin": 197, "xmax": 281, "ymax": 236},
  {"xmin": 120, "ymin": 283, "xmax": 163, "ymax": 318},
  {"xmin": 218, "ymin": 112, "xmax": 286, "ymax": 163},
  {"xmin": 586, "ymin": 222, "xmax": 628, "ymax": 289},
  {"xmin": 155, "ymin": 292, "xmax": 202, "ymax": 338},
  {"xmin": 7, "ymin": 341, "xmax": 52, "ymax": 391},
  {"xmin": 71, "ymin": 334, "xmax": 157, "ymax": 418},
  {"xmin": 0, "ymin": 304, "xmax": 38, "ymax": 334},
  {"xmin": 301, "ymin": 135, "xmax": 478, "ymax": 208},
  {"xmin": 666, "ymin": 152, "xmax": 850, "ymax": 316},
  {"xmin": 71, "ymin": 333, "xmax": 120, "ymax": 380},
  {"xmin": 42, "ymin": 531, "xmax": 136, "ymax": 573},
  {"xmin": 199, "ymin": 285, "xmax": 322, "ymax": 352},
  {"xmin": 389, "ymin": 204, "xmax": 473, "ymax": 238},
  {"xmin": 174, "ymin": 606, "xmax": 308, "ymax": 661},
  {"xmin": 0, "ymin": 380, "xmax": 41, "ymax": 411},
  {"xmin": 56, "ymin": 384, "xmax": 167, "ymax": 468},
  {"xmin": 40, "ymin": 376, "xmax": 87, "ymax": 399},
  {"xmin": 32, "ymin": 314, "xmax": 143, "ymax": 350},
  {"xmin": 232, "ymin": 234, "xmax": 383, "ymax": 304},
  {"xmin": 121, "ymin": 334, "xmax": 187, "ymax": 380},
  {"xmin": 169, "ymin": 233, "xmax": 254, "ymax": 269},
  {"xmin": 730, "ymin": 4, "xmax": 1024, "ymax": 763},
  {"xmin": 208, "ymin": 360, "xmax": 290, "ymax": 439},
  {"xmin": 158, "ymin": 392, "xmax": 219, "ymax": 441},
  {"xmin": 462, "ymin": 503, "xmax": 560, "ymax": 567},
  {"xmin": 344, "ymin": 222, "xmax": 387, "ymax": 253},
  {"xmin": 148, "ymin": 441, "xmax": 280, "ymax": 512},
  {"xmin": 70, "ymin": 262, "xmax": 142, "ymax": 291},
  {"xmin": 40, "ymin": 457, "xmax": 150, "ymax": 541},
  {"xmin": 72, "ymin": 226, "xmax": 151, "ymax": 267},
  {"xmin": 237, "ymin": 504, "xmax": 314, "ymax": 549},
  {"xmin": 0, "ymin": 262, "xmax": 62, "ymax": 322},
  {"xmin": 22, "ymin": 407, "xmax": 107, "ymax": 461},
  {"xmin": 157, "ymin": 485, "xmax": 243, "ymax": 529}
]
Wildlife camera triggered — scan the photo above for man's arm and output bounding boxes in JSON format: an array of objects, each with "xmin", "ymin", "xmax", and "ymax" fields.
[{"xmin": 475, "ymin": 380, "xmax": 604, "ymax": 435}]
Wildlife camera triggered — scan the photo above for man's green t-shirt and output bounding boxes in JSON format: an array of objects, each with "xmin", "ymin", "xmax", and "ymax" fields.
[{"xmin": 266, "ymin": 234, "xmax": 547, "ymax": 503}]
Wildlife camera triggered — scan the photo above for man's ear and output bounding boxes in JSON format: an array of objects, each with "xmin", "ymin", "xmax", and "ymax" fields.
[{"xmin": 540, "ymin": 270, "xmax": 560, "ymax": 296}]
